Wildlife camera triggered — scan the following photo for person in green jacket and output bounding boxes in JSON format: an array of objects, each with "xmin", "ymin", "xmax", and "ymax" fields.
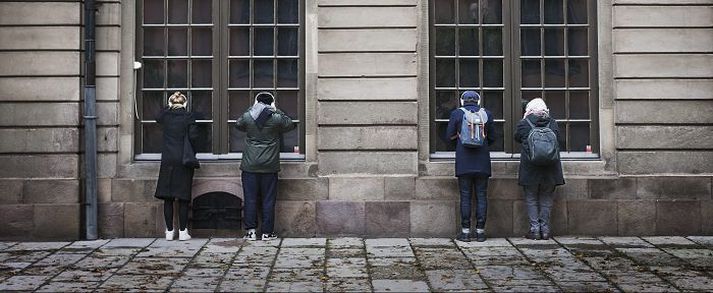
[{"xmin": 236, "ymin": 92, "xmax": 295, "ymax": 241}]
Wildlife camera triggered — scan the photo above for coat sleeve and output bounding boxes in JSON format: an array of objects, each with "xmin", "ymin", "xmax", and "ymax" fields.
[
  {"xmin": 445, "ymin": 109, "xmax": 459, "ymax": 142},
  {"xmin": 514, "ymin": 119, "xmax": 530, "ymax": 144},
  {"xmin": 275, "ymin": 109, "xmax": 296, "ymax": 133},
  {"xmin": 235, "ymin": 112, "xmax": 248, "ymax": 132},
  {"xmin": 549, "ymin": 118, "xmax": 562, "ymax": 145},
  {"xmin": 156, "ymin": 108, "xmax": 168, "ymax": 124},
  {"xmin": 188, "ymin": 117, "xmax": 201, "ymax": 145},
  {"xmin": 485, "ymin": 110, "xmax": 496, "ymax": 146}
]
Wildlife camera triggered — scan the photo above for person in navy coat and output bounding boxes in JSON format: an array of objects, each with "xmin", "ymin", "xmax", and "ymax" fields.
[{"xmin": 445, "ymin": 91, "xmax": 496, "ymax": 242}]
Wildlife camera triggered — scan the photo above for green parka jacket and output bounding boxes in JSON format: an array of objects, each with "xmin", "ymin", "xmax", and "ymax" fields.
[{"xmin": 236, "ymin": 107, "xmax": 295, "ymax": 173}]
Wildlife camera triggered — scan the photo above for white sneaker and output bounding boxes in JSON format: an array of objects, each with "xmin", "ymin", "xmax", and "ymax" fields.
[
  {"xmin": 243, "ymin": 229, "xmax": 257, "ymax": 241},
  {"xmin": 165, "ymin": 229, "xmax": 175, "ymax": 241},
  {"xmin": 261, "ymin": 233, "xmax": 278, "ymax": 241},
  {"xmin": 178, "ymin": 229, "xmax": 191, "ymax": 241}
]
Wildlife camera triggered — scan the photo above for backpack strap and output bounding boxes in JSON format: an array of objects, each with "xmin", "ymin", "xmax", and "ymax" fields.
[{"xmin": 524, "ymin": 117, "xmax": 536, "ymax": 129}]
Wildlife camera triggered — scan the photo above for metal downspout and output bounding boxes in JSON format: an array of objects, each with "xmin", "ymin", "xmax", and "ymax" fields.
[{"xmin": 84, "ymin": 0, "xmax": 98, "ymax": 240}]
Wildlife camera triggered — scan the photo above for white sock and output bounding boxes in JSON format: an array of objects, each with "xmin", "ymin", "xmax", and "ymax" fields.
[
  {"xmin": 476, "ymin": 228, "xmax": 485, "ymax": 233},
  {"xmin": 462, "ymin": 228, "xmax": 470, "ymax": 234}
]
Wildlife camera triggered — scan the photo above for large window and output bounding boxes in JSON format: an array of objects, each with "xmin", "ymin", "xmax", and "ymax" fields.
[
  {"xmin": 136, "ymin": 0, "xmax": 303, "ymax": 157},
  {"xmin": 430, "ymin": 0, "xmax": 597, "ymax": 156}
]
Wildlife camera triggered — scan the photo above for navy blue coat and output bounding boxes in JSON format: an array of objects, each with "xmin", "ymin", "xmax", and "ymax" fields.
[{"xmin": 445, "ymin": 105, "xmax": 496, "ymax": 177}]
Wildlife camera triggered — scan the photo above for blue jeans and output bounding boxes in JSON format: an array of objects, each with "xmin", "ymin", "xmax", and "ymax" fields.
[
  {"xmin": 459, "ymin": 174, "xmax": 489, "ymax": 229},
  {"xmin": 524, "ymin": 184, "xmax": 555, "ymax": 234},
  {"xmin": 241, "ymin": 171, "xmax": 278, "ymax": 234}
]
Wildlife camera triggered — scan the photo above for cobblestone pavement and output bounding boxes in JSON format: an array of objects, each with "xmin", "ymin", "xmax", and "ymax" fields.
[{"xmin": 1, "ymin": 236, "xmax": 713, "ymax": 292}]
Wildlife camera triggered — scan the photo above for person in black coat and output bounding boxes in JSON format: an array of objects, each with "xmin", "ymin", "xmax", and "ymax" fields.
[
  {"xmin": 514, "ymin": 98, "xmax": 565, "ymax": 240},
  {"xmin": 445, "ymin": 91, "xmax": 496, "ymax": 242},
  {"xmin": 154, "ymin": 92, "xmax": 201, "ymax": 241}
]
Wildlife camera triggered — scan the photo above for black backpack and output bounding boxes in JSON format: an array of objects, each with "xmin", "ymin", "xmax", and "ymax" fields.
[{"xmin": 524, "ymin": 118, "xmax": 559, "ymax": 166}]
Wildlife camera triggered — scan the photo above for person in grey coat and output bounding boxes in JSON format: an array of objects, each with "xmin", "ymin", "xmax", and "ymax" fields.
[{"xmin": 514, "ymin": 98, "xmax": 565, "ymax": 240}]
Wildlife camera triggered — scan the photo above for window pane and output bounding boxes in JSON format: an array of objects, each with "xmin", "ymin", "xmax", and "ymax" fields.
[
  {"xmin": 229, "ymin": 60, "xmax": 250, "ymax": 88},
  {"xmin": 544, "ymin": 28, "xmax": 564, "ymax": 56},
  {"xmin": 192, "ymin": 28, "xmax": 212, "ymax": 56},
  {"xmin": 568, "ymin": 59, "xmax": 589, "ymax": 87},
  {"xmin": 435, "ymin": 122, "xmax": 457, "ymax": 151},
  {"xmin": 483, "ymin": 28, "xmax": 502, "ymax": 56},
  {"xmin": 143, "ymin": 123, "xmax": 163, "ymax": 153},
  {"xmin": 435, "ymin": 90, "xmax": 458, "ymax": 119},
  {"xmin": 483, "ymin": 59, "xmax": 503, "ymax": 87},
  {"xmin": 191, "ymin": 90, "xmax": 212, "ymax": 119},
  {"xmin": 489, "ymin": 122, "xmax": 504, "ymax": 151},
  {"xmin": 544, "ymin": 0, "xmax": 563, "ymax": 24},
  {"xmin": 558, "ymin": 123, "xmax": 567, "ymax": 150},
  {"xmin": 143, "ymin": 60, "xmax": 165, "ymax": 88},
  {"xmin": 569, "ymin": 91, "xmax": 589, "ymax": 119},
  {"xmin": 255, "ymin": 0, "xmax": 274, "ymax": 24},
  {"xmin": 192, "ymin": 0, "xmax": 212, "ymax": 24},
  {"xmin": 435, "ymin": 0, "xmax": 455, "ymax": 24},
  {"xmin": 521, "ymin": 59, "xmax": 541, "ymax": 87},
  {"xmin": 521, "ymin": 28, "xmax": 540, "ymax": 56},
  {"xmin": 459, "ymin": 59, "xmax": 479, "ymax": 87},
  {"xmin": 229, "ymin": 91, "xmax": 252, "ymax": 118},
  {"xmin": 459, "ymin": 28, "xmax": 479, "ymax": 56},
  {"xmin": 276, "ymin": 91, "xmax": 299, "ymax": 119},
  {"xmin": 278, "ymin": 0, "xmax": 299, "ymax": 24},
  {"xmin": 144, "ymin": 0, "xmax": 165, "ymax": 24},
  {"xmin": 255, "ymin": 28, "xmax": 274, "ymax": 56},
  {"xmin": 229, "ymin": 28, "xmax": 250, "ymax": 56},
  {"xmin": 229, "ymin": 127, "xmax": 247, "ymax": 152},
  {"xmin": 482, "ymin": 0, "xmax": 502, "ymax": 24},
  {"xmin": 544, "ymin": 59, "xmax": 565, "ymax": 87},
  {"xmin": 482, "ymin": 91, "xmax": 503, "ymax": 119},
  {"xmin": 167, "ymin": 60, "xmax": 188, "ymax": 88},
  {"xmin": 569, "ymin": 122, "xmax": 590, "ymax": 151},
  {"xmin": 277, "ymin": 59, "xmax": 298, "ymax": 88},
  {"xmin": 194, "ymin": 123, "xmax": 212, "ymax": 152},
  {"xmin": 280, "ymin": 124, "xmax": 300, "ymax": 152},
  {"xmin": 142, "ymin": 91, "xmax": 165, "ymax": 120},
  {"xmin": 168, "ymin": 0, "xmax": 188, "ymax": 24},
  {"xmin": 544, "ymin": 91, "xmax": 565, "ymax": 119},
  {"xmin": 143, "ymin": 28, "xmax": 165, "ymax": 56},
  {"xmin": 230, "ymin": 0, "xmax": 250, "ymax": 24},
  {"xmin": 458, "ymin": 0, "xmax": 478, "ymax": 24},
  {"xmin": 568, "ymin": 28, "xmax": 588, "ymax": 56},
  {"xmin": 435, "ymin": 28, "xmax": 455, "ymax": 56},
  {"xmin": 254, "ymin": 60, "xmax": 274, "ymax": 88},
  {"xmin": 191, "ymin": 60, "xmax": 212, "ymax": 87},
  {"xmin": 435, "ymin": 59, "xmax": 455, "ymax": 87},
  {"xmin": 278, "ymin": 27, "xmax": 299, "ymax": 56},
  {"xmin": 521, "ymin": 0, "xmax": 540, "ymax": 24},
  {"xmin": 567, "ymin": 0, "xmax": 588, "ymax": 24},
  {"xmin": 168, "ymin": 28, "xmax": 188, "ymax": 56}
]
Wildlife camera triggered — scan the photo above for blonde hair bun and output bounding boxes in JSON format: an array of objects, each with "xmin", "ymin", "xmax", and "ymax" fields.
[{"xmin": 168, "ymin": 91, "xmax": 187, "ymax": 109}]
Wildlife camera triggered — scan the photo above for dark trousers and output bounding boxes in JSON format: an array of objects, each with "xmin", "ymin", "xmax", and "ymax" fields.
[
  {"xmin": 458, "ymin": 174, "xmax": 489, "ymax": 229},
  {"xmin": 524, "ymin": 184, "xmax": 555, "ymax": 233},
  {"xmin": 241, "ymin": 171, "xmax": 278, "ymax": 234}
]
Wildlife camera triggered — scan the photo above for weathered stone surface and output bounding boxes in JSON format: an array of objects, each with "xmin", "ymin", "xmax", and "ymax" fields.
[
  {"xmin": 384, "ymin": 176, "xmax": 415, "ymax": 200},
  {"xmin": 0, "ymin": 27, "xmax": 80, "ymax": 50},
  {"xmin": 111, "ymin": 179, "xmax": 157, "ymax": 202},
  {"xmin": 96, "ymin": 77, "xmax": 119, "ymax": 101},
  {"xmin": 0, "ymin": 128, "xmax": 79, "ymax": 153},
  {"xmin": 567, "ymin": 201, "xmax": 617, "ymax": 235},
  {"xmin": 637, "ymin": 176, "xmax": 711, "ymax": 199},
  {"xmin": 0, "ymin": 77, "xmax": 80, "ymax": 101},
  {"xmin": 96, "ymin": 52, "xmax": 119, "ymax": 77},
  {"xmin": 329, "ymin": 177, "xmax": 384, "ymax": 200},
  {"xmin": 488, "ymin": 178, "xmax": 523, "ymax": 199},
  {"xmin": 275, "ymin": 201, "xmax": 317, "ymax": 237},
  {"xmin": 0, "ymin": 155, "xmax": 79, "ymax": 178},
  {"xmin": 487, "ymin": 200, "xmax": 514, "ymax": 237},
  {"xmin": 22, "ymin": 179, "xmax": 79, "ymax": 204},
  {"xmin": 97, "ymin": 101, "xmax": 119, "ymax": 126},
  {"xmin": 318, "ymin": 77, "xmax": 418, "ymax": 100},
  {"xmin": 319, "ymin": 29, "xmax": 417, "ymax": 52},
  {"xmin": 614, "ymin": 29, "xmax": 713, "ymax": 53},
  {"xmin": 615, "ymin": 79, "xmax": 713, "ymax": 100},
  {"xmin": 97, "ymin": 3, "xmax": 121, "ymax": 26},
  {"xmin": 415, "ymin": 177, "xmax": 457, "ymax": 200},
  {"xmin": 617, "ymin": 200, "xmax": 656, "ymax": 235},
  {"xmin": 98, "ymin": 203, "xmax": 124, "ymax": 238},
  {"xmin": 415, "ymin": 247, "xmax": 471, "ymax": 269},
  {"xmin": 615, "ymin": 54, "xmax": 713, "ymax": 78},
  {"xmin": 316, "ymin": 201, "xmax": 365, "ymax": 235},
  {"xmin": 0, "ymin": 2, "xmax": 79, "ymax": 25},
  {"xmin": 618, "ymin": 151, "xmax": 713, "ymax": 174},
  {"xmin": 319, "ymin": 151, "xmax": 417, "ymax": 174},
  {"xmin": 123, "ymin": 202, "xmax": 159, "ymax": 237},
  {"xmin": 590, "ymin": 178, "xmax": 637, "ymax": 199},
  {"xmin": 319, "ymin": 6, "xmax": 417, "ymax": 28},
  {"xmin": 618, "ymin": 126, "xmax": 713, "ymax": 149},
  {"xmin": 97, "ymin": 127, "xmax": 118, "ymax": 152},
  {"xmin": 410, "ymin": 201, "xmax": 456, "ymax": 237},
  {"xmin": 319, "ymin": 53, "xmax": 417, "ymax": 76},
  {"xmin": 277, "ymin": 178, "xmax": 328, "ymax": 201},
  {"xmin": 0, "ymin": 204, "xmax": 33, "ymax": 239},
  {"xmin": 0, "ymin": 275, "xmax": 51, "ymax": 291},
  {"xmin": 33, "ymin": 204, "xmax": 80, "ymax": 240},
  {"xmin": 0, "ymin": 52, "xmax": 80, "ymax": 76},
  {"xmin": 318, "ymin": 101, "xmax": 418, "ymax": 125},
  {"xmin": 0, "ymin": 180, "xmax": 23, "ymax": 204},
  {"xmin": 366, "ymin": 201, "xmax": 410, "ymax": 237},
  {"xmin": 319, "ymin": 126, "xmax": 417, "ymax": 150},
  {"xmin": 656, "ymin": 200, "xmax": 701, "ymax": 235},
  {"xmin": 614, "ymin": 6, "xmax": 713, "ymax": 27},
  {"xmin": 553, "ymin": 178, "xmax": 589, "ymax": 199},
  {"xmin": 0, "ymin": 103, "xmax": 79, "ymax": 126},
  {"xmin": 702, "ymin": 201, "xmax": 713, "ymax": 234},
  {"xmin": 617, "ymin": 100, "xmax": 713, "ymax": 124},
  {"xmin": 319, "ymin": 0, "xmax": 417, "ymax": 5}
]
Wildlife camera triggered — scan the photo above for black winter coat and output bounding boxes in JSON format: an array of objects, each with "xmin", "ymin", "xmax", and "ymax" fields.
[
  {"xmin": 154, "ymin": 108, "xmax": 201, "ymax": 201},
  {"xmin": 514, "ymin": 114, "xmax": 565, "ymax": 186},
  {"xmin": 445, "ymin": 104, "xmax": 496, "ymax": 177}
]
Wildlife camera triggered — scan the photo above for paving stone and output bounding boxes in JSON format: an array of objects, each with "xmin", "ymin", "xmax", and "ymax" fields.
[
  {"xmin": 93, "ymin": 247, "xmax": 142, "ymax": 256},
  {"xmin": 0, "ymin": 262, "xmax": 31, "ymax": 278},
  {"xmin": 326, "ymin": 278, "xmax": 372, "ymax": 292},
  {"xmin": 327, "ymin": 248, "xmax": 364, "ymax": 258},
  {"xmin": 233, "ymin": 246, "xmax": 278, "ymax": 267},
  {"xmin": 269, "ymin": 268, "xmax": 325, "ymax": 282},
  {"xmin": 542, "ymin": 265, "xmax": 607, "ymax": 282},
  {"xmin": 224, "ymin": 266, "xmax": 270, "ymax": 280},
  {"xmin": 509, "ymin": 237, "xmax": 559, "ymax": 246},
  {"xmin": 519, "ymin": 247, "xmax": 575, "ymax": 262},
  {"xmin": 103, "ymin": 238, "xmax": 155, "ymax": 248},
  {"xmin": 72, "ymin": 254, "xmax": 132, "ymax": 270},
  {"xmin": 326, "ymin": 257, "xmax": 367, "ymax": 278},
  {"xmin": 201, "ymin": 238, "xmax": 243, "ymax": 253},
  {"xmin": 36, "ymin": 281, "xmax": 99, "ymax": 292},
  {"xmin": 190, "ymin": 252, "xmax": 234, "ymax": 269},
  {"xmin": 366, "ymin": 245, "xmax": 415, "ymax": 258},
  {"xmin": 616, "ymin": 247, "xmax": 686, "ymax": 266},
  {"xmin": 554, "ymin": 236, "xmax": 604, "ymax": 246},
  {"xmin": 372, "ymin": 279, "xmax": 429, "ymax": 292},
  {"xmin": 117, "ymin": 257, "xmax": 190, "ymax": 275},
  {"xmin": 0, "ymin": 250, "xmax": 52, "ymax": 262},
  {"xmin": 643, "ymin": 236, "xmax": 698, "ymax": 247},
  {"xmin": 456, "ymin": 237, "xmax": 513, "ymax": 248},
  {"xmin": 414, "ymin": 247, "xmax": 471, "ymax": 269},
  {"xmin": 599, "ymin": 236, "xmax": 654, "ymax": 248},
  {"xmin": 687, "ymin": 236, "xmax": 713, "ymax": 247},
  {"xmin": 555, "ymin": 281, "xmax": 618, "ymax": 293},
  {"xmin": 616, "ymin": 282, "xmax": 679, "ymax": 292},
  {"xmin": 328, "ymin": 237, "xmax": 364, "ymax": 249},
  {"xmin": 461, "ymin": 247, "xmax": 529, "ymax": 266},
  {"xmin": 490, "ymin": 284, "xmax": 560, "ymax": 292},
  {"xmin": 282, "ymin": 238, "xmax": 327, "ymax": 247},
  {"xmin": 0, "ymin": 242, "xmax": 16, "ymax": 251},
  {"xmin": 365, "ymin": 238, "xmax": 411, "ymax": 247},
  {"xmin": 52, "ymin": 268, "xmax": 117, "ymax": 282},
  {"xmin": 662, "ymin": 248, "xmax": 713, "ymax": 268},
  {"xmin": 425, "ymin": 269, "xmax": 488, "ymax": 291},
  {"xmin": 23, "ymin": 253, "xmax": 86, "ymax": 275},
  {"xmin": 183, "ymin": 267, "xmax": 225, "ymax": 277},
  {"xmin": 5, "ymin": 242, "xmax": 70, "ymax": 251},
  {"xmin": 650, "ymin": 265, "xmax": 713, "ymax": 290},
  {"xmin": 607, "ymin": 271, "xmax": 665, "ymax": 285},
  {"xmin": 565, "ymin": 243, "xmax": 617, "ymax": 258},
  {"xmin": 368, "ymin": 257, "xmax": 426, "ymax": 280},
  {"xmin": 100, "ymin": 274, "xmax": 175, "ymax": 291},
  {"xmin": 60, "ymin": 239, "xmax": 110, "ymax": 253},
  {"xmin": 137, "ymin": 239, "xmax": 208, "ymax": 258},
  {"xmin": 478, "ymin": 266, "xmax": 550, "ymax": 286},
  {"xmin": 266, "ymin": 281, "xmax": 324, "ymax": 292},
  {"xmin": 274, "ymin": 247, "xmax": 325, "ymax": 268},
  {"xmin": 169, "ymin": 276, "xmax": 221, "ymax": 291},
  {"xmin": 409, "ymin": 238, "xmax": 455, "ymax": 247},
  {"xmin": 0, "ymin": 275, "xmax": 49, "ymax": 291},
  {"xmin": 217, "ymin": 279, "xmax": 265, "ymax": 292}
]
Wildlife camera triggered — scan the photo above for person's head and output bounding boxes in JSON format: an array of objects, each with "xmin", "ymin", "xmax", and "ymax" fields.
[
  {"xmin": 168, "ymin": 91, "xmax": 187, "ymax": 109},
  {"xmin": 255, "ymin": 92, "xmax": 275, "ymax": 105},
  {"xmin": 460, "ymin": 91, "xmax": 481, "ymax": 106},
  {"xmin": 524, "ymin": 98, "xmax": 549, "ymax": 118}
]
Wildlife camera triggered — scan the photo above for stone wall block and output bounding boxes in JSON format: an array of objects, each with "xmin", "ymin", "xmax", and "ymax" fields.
[
  {"xmin": 0, "ymin": 2, "xmax": 79, "ymax": 25},
  {"xmin": 124, "ymin": 202, "xmax": 159, "ymax": 237},
  {"xmin": 96, "ymin": 52, "xmax": 119, "ymax": 77},
  {"xmin": 614, "ymin": 29, "xmax": 713, "ymax": 53},
  {"xmin": 319, "ymin": 6, "xmax": 417, "ymax": 28},
  {"xmin": 98, "ymin": 203, "xmax": 124, "ymax": 238},
  {"xmin": 0, "ymin": 103, "xmax": 79, "ymax": 126},
  {"xmin": 618, "ymin": 151, "xmax": 713, "ymax": 175},
  {"xmin": 554, "ymin": 178, "xmax": 589, "ymax": 199},
  {"xmin": 318, "ymin": 77, "xmax": 418, "ymax": 100},
  {"xmin": 318, "ymin": 101, "xmax": 418, "ymax": 125},
  {"xmin": 615, "ymin": 79, "xmax": 713, "ymax": 100},
  {"xmin": 97, "ymin": 77, "xmax": 119, "ymax": 101},
  {"xmin": 0, "ymin": 204, "xmax": 33, "ymax": 239},
  {"xmin": 111, "ymin": 179, "xmax": 158, "ymax": 202},
  {"xmin": 319, "ymin": 152, "xmax": 418, "ymax": 175},
  {"xmin": 701, "ymin": 200, "xmax": 713, "ymax": 235},
  {"xmin": 316, "ymin": 201, "xmax": 365, "ymax": 235},
  {"xmin": 319, "ymin": 0, "xmax": 417, "ymax": 6},
  {"xmin": 329, "ymin": 177, "xmax": 384, "ymax": 200},
  {"xmin": 0, "ymin": 77, "xmax": 80, "ymax": 102},
  {"xmin": 319, "ymin": 29, "xmax": 417, "ymax": 52},
  {"xmin": 615, "ymin": 54, "xmax": 713, "ymax": 78},
  {"xmin": 617, "ymin": 126, "xmax": 713, "ymax": 149},
  {"xmin": 488, "ymin": 178, "xmax": 522, "ymax": 199},
  {"xmin": 0, "ymin": 52, "xmax": 80, "ymax": 76},
  {"xmin": 616, "ymin": 100, "xmax": 713, "ymax": 124},
  {"xmin": 0, "ymin": 128, "xmax": 79, "ymax": 153},
  {"xmin": 384, "ymin": 176, "xmax": 415, "ymax": 200},
  {"xmin": 366, "ymin": 201, "xmax": 410, "ymax": 237},
  {"xmin": 617, "ymin": 200, "xmax": 656, "ymax": 236},
  {"xmin": 97, "ymin": 127, "xmax": 119, "ymax": 152},
  {"xmin": 96, "ymin": 102, "xmax": 119, "ymax": 126},
  {"xmin": 485, "ymin": 200, "xmax": 513, "ymax": 237},
  {"xmin": 277, "ymin": 178, "xmax": 328, "ymax": 201},
  {"xmin": 0, "ymin": 27, "xmax": 80, "ymax": 50},
  {"xmin": 318, "ymin": 53, "xmax": 417, "ymax": 76},
  {"xmin": 0, "ymin": 180, "xmax": 23, "ymax": 204},
  {"xmin": 33, "ymin": 204, "xmax": 80, "ymax": 240},
  {"xmin": 414, "ymin": 177, "xmax": 457, "ymax": 200},
  {"xmin": 567, "ymin": 200, "xmax": 617, "ymax": 235},
  {"xmin": 0, "ymin": 155, "xmax": 79, "ymax": 178},
  {"xmin": 97, "ymin": 2, "xmax": 121, "ymax": 26},
  {"xmin": 23, "ymin": 179, "xmax": 79, "ymax": 204},
  {"xmin": 318, "ymin": 126, "xmax": 417, "ymax": 150},
  {"xmin": 614, "ymin": 6, "xmax": 713, "ymax": 27},
  {"xmin": 98, "ymin": 179, "xmax": 112, "ymax": 203},
  {"xmin": 410, "ymin": 201, "xmax": 457, "ymax": 237},
  {"xmin": 637, "ymin": 177, "xmax": 711, "ymax": 200},
  {"xmin": 590, "ymin": 178, "xmax": 637, "ymax": 199},
  {"xmin": 275, "ymin": 201, "xmax": 316, "ymax": 237},
  {"xmin": 656, "ymin": 200, "xmax": 701, "ymax": 235}
]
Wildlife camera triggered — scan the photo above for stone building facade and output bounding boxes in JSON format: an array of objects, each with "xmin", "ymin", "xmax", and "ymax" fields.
[{"xmin": 0, "ymin": 0, "xmax": 711, "ymax": 240}]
